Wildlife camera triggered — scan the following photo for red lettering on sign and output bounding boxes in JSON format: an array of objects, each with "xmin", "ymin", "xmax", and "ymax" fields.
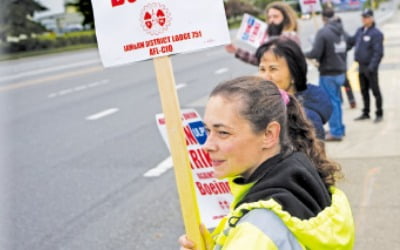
[
  {"xmin": 198, "ymin": 148, "xmax": 210, "ymax": 167},
  {"xmin": 197, "ymin": 171, "xmax": 214, "ymax": 180},
  {"xmin": 111, "ymin": 0, "xmax": 136, "ymax": 7},
  {"xmin": 189, "ymin": 148, "xmax": 212, "ymax": 169},
  {"xmin": 172, "ymin": 33, "xmax": 191, "ymax": 42},
  {"xmin": 212, "ymin": 215, "xmax": 226, "ymax": 220},
  {"xmin": 189, "ymin": 149, "xmax": 206, "ymax": 168},
  {"xmin": 249, "ymin": 23, "xmax": 260, "ymax": 43},
  {"xmin": 189, "ymin": 161, "xmax": 195, "ymax": 170},
  {"xmin": 245, "ymin": 23, "xmax": 252, "ymax": 35},
  {"xmin": 184, "ymin": 126, "xmax": 198, "ymax": 145},
  {"xmin": 123, "ymin": 41, "xmax": 145, "ymax": 52},
  {"xmin": 149, "ymin": 47, "xmax": 159, "ymax": 56},
  {"xmin": 192, "ymin": 31, "xmax": 202, "ymax": 38},
  {"xmin": 195, "ymin": 181, "xmax": 231, "ymax": 195},
  {"xmin": 183, "ymin": 112, "xmax": 197, "ymax": 120},
  {"xmin": 111, "ymin": 0, "xmax": 124, "ymax": 7},
  {"xmin": 160, "ymin": 44, "xmax": 173, "ymax": 54},
  {"xmin": 199, "ymin": 148, "xmax": 212, "ymax": 166},
  {"xmin": 158, "ymin": 118, "xmax": 165, "ymax": 125}
]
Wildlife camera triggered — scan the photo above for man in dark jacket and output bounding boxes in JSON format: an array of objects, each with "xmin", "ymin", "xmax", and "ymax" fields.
[
  {"xmin": 349, "ymin": 9, "xmax": 384, "ymax": 123},
  {"xmin": 305, "ymin": 8, "xmax": 347, "ymax": 141}
]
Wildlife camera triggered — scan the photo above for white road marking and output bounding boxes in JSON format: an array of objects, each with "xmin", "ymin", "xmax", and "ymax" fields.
[
  {"xmin": 215, "ymin": 67, "xmax": 229, "ymax": 75},
  {"xmin": 48, "ymin": 93, "xmax": 57, "ymax": 98},
  {"xmin": 86, "ymin": 108, "xmax": 119, "ymax": 121},
  {"xmin": 88, "ymin": 81, "xmax": 101, "ymax": 88},
  {"xmin": 143, "ymin": 156, "xmax": 173, "ymax": 177},
  {"xmin": 74, "ymin": 85, "xmax": 88, "ymax": 91},
  {"xmin": 176, "ymin": 83, "xmax": 187, "ymax": 90},
  {"xmin": 48, "ymin": 80, "xmax": 109, "ymax": 98},
  {"xmin": 58, "ymin": 89, "xmax": 74, "ymax": 96},
  {"xmin": 0, "ymin": 59, "xmax": 100, "ymax": 82}
]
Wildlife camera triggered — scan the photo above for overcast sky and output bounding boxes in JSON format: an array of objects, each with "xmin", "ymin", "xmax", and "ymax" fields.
[{"xmin": 34, "ymin": 0, "xmax": 65, "ymax": 18}]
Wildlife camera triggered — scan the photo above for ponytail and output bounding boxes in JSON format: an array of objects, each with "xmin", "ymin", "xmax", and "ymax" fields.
[
  {"xmin": 285, "ymin": 95, "xmax": 343, "ymax": 186},
  {"xmin": 210, "ymin": 76, "xmax": 342, "ymax": 187}
]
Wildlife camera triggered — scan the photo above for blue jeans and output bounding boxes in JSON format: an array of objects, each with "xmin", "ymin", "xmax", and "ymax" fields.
[{"xmin": 320, "ymin": 74, "xmax": 346, "ymax": 137}]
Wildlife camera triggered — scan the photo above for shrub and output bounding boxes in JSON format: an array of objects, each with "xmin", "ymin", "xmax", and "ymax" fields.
[{"xmin": 2, "ymin": 30, "xmax": 97, "ymax": 54}]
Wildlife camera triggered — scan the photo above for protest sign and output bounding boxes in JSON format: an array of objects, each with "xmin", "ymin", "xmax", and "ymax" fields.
[
  {"xmin": 156, "ymin": 109, "xmax": 233, "ymax": 229},
  {"xmin": 91, "ymin": 0, "xmax": 230, "ymax": 67},
  {"xmin": 236, "ymin": 14, "xmax": 267, "ymax": 48},
  {"xmin": 91, "ymin": 1, "xmax": 230, "ymax": 248},
  {"xmin": 299, "ymin": 0, "xmax": 322, "ymax": 13}
]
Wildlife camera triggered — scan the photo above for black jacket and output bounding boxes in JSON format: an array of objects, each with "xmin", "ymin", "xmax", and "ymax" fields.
[
  {"xmin": 349, "ymin": 23, "xmax": 384, "ymax": 71},
  {"xmin": 305, "ymin": 19, "xmax": 347, "ymax": 75},
  {"xmin": 234, "ymin": 151, "xmax": 331, "ymax": 220}
]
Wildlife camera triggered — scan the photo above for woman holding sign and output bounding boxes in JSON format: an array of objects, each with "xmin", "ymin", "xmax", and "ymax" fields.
[
  {"xmin": 179, "ymin": 76, "xmax": 354, "ymax": 249},
  {"xmin": 225, "ymin": 2, "xmax": 300, "ymax": 66}
]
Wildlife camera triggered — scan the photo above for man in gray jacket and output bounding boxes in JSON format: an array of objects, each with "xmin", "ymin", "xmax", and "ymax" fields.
[{"xmin": 305, "ymin": 8, "xmax": 347, "ymax": 141}]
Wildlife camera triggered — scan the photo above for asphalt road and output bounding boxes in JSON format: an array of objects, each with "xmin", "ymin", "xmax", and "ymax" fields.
[{"xmin": 0, "ymin": 3, "xmax": 397, "ymax": 249}]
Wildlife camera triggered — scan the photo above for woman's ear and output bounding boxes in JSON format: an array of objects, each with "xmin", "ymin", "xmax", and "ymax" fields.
[{"xmin": 262, "ymin": 121, "xmax": 281, "ymax": 149}]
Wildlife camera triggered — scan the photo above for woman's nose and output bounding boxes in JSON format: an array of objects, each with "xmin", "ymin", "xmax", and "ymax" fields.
[
  {"xmin": 203, "ymin": 136, "xmax": 216, "ymax": 152},
  {"xmin": 263, "ymin": 73, "xmax": 272, "ymax": 81}
]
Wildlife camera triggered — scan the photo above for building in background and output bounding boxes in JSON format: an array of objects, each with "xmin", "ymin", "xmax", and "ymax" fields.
[{"xmin": 34, "ymin": 0, "xmax": 84, "ymax": 33}]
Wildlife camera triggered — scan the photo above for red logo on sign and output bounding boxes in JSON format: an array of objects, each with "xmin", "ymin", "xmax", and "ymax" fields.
[{"xmin": 140, "ymin": 3, "xmax": 171, "ymax": 36}]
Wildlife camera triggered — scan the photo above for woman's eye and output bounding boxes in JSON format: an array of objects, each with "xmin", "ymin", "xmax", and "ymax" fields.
[{"xmin": 218, "ymin": 131, "xmax": 230, "ymax": 136}]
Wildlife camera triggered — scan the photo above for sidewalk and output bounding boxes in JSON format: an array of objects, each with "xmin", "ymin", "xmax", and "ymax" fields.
[{"xmin": 326, "ymin": 10, "xmax": 400, "ymax": 250}]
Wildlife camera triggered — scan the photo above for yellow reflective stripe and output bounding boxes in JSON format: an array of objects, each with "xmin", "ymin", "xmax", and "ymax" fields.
[{"xmin": 222, "ymin": 222, "xmax": 278, "ymax": 250}]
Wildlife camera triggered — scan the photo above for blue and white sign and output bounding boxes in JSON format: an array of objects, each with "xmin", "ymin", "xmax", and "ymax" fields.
[
  {"xmin": 189, "ymin": 121, "xmax": 207, "ymax": 145},
  {"xmin": 236, "ymin": 14, "xmax": 267, "ymax": 48}
]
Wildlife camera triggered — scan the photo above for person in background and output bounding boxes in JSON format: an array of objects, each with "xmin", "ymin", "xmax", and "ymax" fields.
[
  {"xmin": 337, "ymin": 17, "xmax": 357, "ymax": 109},
  {"xmin": 349, "ymin": 9, "xmax": 384, "ymax": 123},
  {"xmin": 255, "ymin": 37, "xmax": 332, "ymax": 140},
  {"xmin": 305, "ymin": 8, "xmax": 347, "ymax": 142},
  {"xmin": 178, "ymin": 76, "xmax": 355, "ymax": 250},
  {"xmin": 225, "ymin": 1, "xmax": 300, "ymax": 66},
  {"xmin": 342, "ymin": 73, "xmax": 357, "ymax": 109}
]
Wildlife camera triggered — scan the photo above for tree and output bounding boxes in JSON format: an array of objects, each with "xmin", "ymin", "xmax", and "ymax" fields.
[
  {"xmin": 252, "ymin": 0, "xmax": 276, "ymax": 10},
  {"xmin": 225, "ymin": 0, "xmax": 261, "ymax": 20},
  {"xmin": 0, "ymin": 0, "xmax": 47, "ymax": 41},
  {"xmin": 66, "ymin": 0, "xmax": 94, "ymax": 29}
]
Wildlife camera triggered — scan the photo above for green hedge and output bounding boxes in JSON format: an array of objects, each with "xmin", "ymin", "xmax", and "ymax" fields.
[{"xmin": 1, "ymin": 30, "xmax": 97, "ymax": 54}]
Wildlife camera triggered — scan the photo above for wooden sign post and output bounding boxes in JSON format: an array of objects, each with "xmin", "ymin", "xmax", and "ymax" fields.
[
  {"xmin": 90, "ymin": 1, "xmax": 231, "ymax": 248},
  {"xmin": 153, "ymin": 56, "xmax": 205, "ymax": 249},
  {"xmin": 299, "ymin": 0, "xmax": 322, "ymax": 31}
]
